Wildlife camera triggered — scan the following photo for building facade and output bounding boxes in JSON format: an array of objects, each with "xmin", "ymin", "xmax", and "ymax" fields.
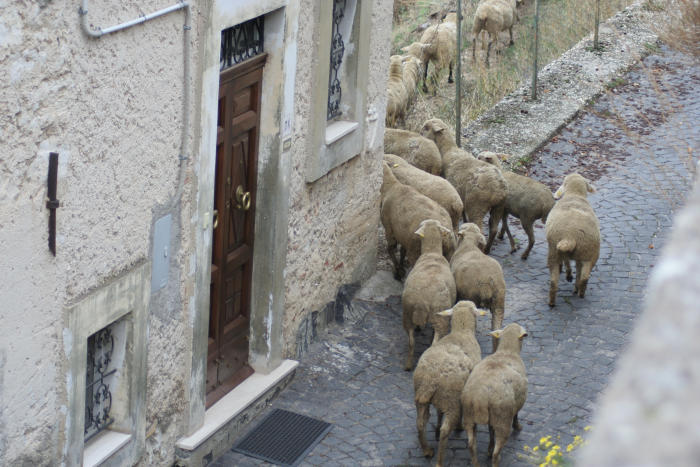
[{"xmin": 0, "ymin": 0, "xmax": 392, "ymax": 465}]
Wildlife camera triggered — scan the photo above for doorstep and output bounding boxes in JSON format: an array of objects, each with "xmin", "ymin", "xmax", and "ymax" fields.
[{"xmin": 175, "ymin": 359, "xmax": 298, "ymax": 466}]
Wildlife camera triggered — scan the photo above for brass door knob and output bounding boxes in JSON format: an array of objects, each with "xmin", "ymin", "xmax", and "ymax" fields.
[{"xmin": 235, "ymin": 185, "xmax": 251, "ymax": 210}]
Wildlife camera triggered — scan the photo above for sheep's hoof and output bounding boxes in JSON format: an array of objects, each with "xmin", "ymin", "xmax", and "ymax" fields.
[
  {"xmin": 566, "ymin": 274, "xmax": 573, "ymax": 282},
  {"xmin": 497, "ymin": 232, "xmax": 505, "ymax": 240},
  {"xmin": 549, "ymin": 300, "xmax": 555, "ymax": 307},
  {"xmin": 448, "ymin": 77, "xmax": 454, "ymax": 84},
  {"xmin": 520, "ymin": 252, "xmax": 529, "ymax": 260},
  {"xmin": 422, "ymin": 447, "xmax": 434, "ymax": 458}
]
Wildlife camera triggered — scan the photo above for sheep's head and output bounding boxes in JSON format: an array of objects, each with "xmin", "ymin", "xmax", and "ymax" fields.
[
  {"xmin": 401, "ymin": 42, "xmax": 429, "ymax": 62},
  {"xmin": 554, "ymin": 173, "xmax": 596, "ymax": 199},
  {"xmin": 489, "ymin": 323, "xmax": 528, "ymax": 352},
  {"xmin": 438, "ymin": 300, "xmax": 484, "ymax": 331},
  {"xmin": 420, "ymin": 118, "xmax": 449, "ymax": 141},
  {"xmin": 477, "ymin": 151, "xmax": 507, "ymax": 168},
  {"xmin": 415, "ymin": 218, "xmax": 453, "ymax": 241},
  {"xmin": 457, "ymin": 223, "xmax": 486, "ymax": 251}
]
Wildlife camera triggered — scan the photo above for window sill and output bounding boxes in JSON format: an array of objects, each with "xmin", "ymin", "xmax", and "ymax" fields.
[
  {"xmin": 83, "ymin": 430, "xmax": 132, "ymax": 467},
  {"xmin": 325, "ymin": 120, "xmax": 359, "ymax": 145}
]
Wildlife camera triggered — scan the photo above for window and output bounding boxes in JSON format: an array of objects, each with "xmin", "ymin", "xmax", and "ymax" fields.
[
  {"xmin": 65, "ymin": 263, "xmax": 149, "ymax": 467},
  {"xmin": 220, "ymin": 16, "xmax": 265, "ymax": 71},
  {"xmin": 305, "ymin": 0, "xmax": 371, "ymax": 182}
]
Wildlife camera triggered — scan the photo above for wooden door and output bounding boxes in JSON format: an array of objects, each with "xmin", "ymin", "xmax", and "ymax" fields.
[{"xmin": 207, "ymin": 53, "xmax": 266, "ymax": 408}]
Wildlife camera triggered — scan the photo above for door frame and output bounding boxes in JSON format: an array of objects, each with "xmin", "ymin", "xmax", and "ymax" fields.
[{"xmin": 187, "ymin": 1, "xmax": 295, "ymax": 434}]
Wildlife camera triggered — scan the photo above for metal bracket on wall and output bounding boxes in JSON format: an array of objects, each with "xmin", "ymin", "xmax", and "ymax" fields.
[{"xmin": 46, "ymin": 152, "xmax": 60, "ymax": 256}]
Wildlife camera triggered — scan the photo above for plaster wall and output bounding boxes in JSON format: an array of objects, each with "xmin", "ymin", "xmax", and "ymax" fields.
[
  {"xmin": 281, "ymin": 0, "xmax": 392, "ymax": 356},
  {"xmin": 0, "ymin": 0, "xmax": 200, "ymax": 464}
]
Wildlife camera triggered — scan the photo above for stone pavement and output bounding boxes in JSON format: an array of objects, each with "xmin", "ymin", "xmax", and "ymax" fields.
[{"xmin": 212, "ymin": 47, "xmax": 698, "ymax": 467}]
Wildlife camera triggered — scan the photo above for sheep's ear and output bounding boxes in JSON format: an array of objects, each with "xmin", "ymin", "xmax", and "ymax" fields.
[
  {"xmin": 477, "ymin": 234, "xmax": 487, "ymax": 251},
  {"xmin": 489, "ymin": 330, "xmax": 502, "ymax": 339},
  {"xmin": 476, "ymin": 308, "xmax": 489, "ymax": 316},
  {"xmin": 554, "ymin": 186, "xmax": 564, "ymax": 199},
  {"xmin": 586, "ymin": 181, "xmax": 596, "ymax": 193},
  {"xmin": 498, "ymin": 153, "xmax": 508, "ymax": 161},
  {"xmin": 400, "ymin": 46, "xmax": 409, "ymax": 52},
  {"xmin": 439, "ymin": 224, "xmax": 452, "ymax": 236},
  {"xmin": 393, "ymin": 163, "xmax": 400, "ymax": 168},
  {"xmin": 519, "ymin": 330, "xmax": 529, "ymax": 338},
  {"xmin": 438, "ymin": 308, "xmax": 453, "ymax": 317},
  {"xmin": 415, "ymin": 224, "xmax": 426, "ymax": 238}
]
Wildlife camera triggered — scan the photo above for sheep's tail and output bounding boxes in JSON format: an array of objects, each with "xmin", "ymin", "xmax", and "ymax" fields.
[
  {"xmin": 415, "ymin": 383, "xmax": 436, "ymax": 405},
  {"xmin": 557, "ymin": 239, "xmax": 576, "ymax": 253}
]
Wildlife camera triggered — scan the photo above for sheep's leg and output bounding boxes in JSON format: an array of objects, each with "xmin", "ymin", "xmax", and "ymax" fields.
[
  {"xmin": 465, "ymin": 206, "xmax": 488, "ymax": 233},
  {"xmin": 486, "ymin": 34, "xmax": 494, "ymax": 67},
  {"xmin": 416, "ymin": 402, "xmax": 434, "ymax": 457},
  {"xmin": 503, "ymin": 218, "xmax": 517, "ymax": 254},
  {"xmin": 431, "ymin": 313, "xmax": 449, "ymax": 344},
  {"xmin": 422, "ymin": 58, "xmax": 430, "ymax": 93},
  {"xmin": 436, "ymin": 414, "xmax": 458, "ymax": 467},
  {"xmin": 386, "ymin": 236, "xmax": 402, "ymax": 280},
  {"xmin": 491, "ymin": 425, "xmax": 510, "ymax": 467},
  {"xmin": 485, "ymin": 204, "xmax": 504, "ymax": 254},
  {"xmin": 435, "ymin": 411, "xmax": 443, "ymax": 439},
  {"xmin": 520, "ymin": 218, "xmax": 536, "ymax": 260},
  {"xmin": 577, "ymin": 261, "xmax": 593, "ymax": 298},
  {"xmin": 487, "ymin": 425, "xmax": 495, "ymax": 456},
  {"xmin": 465, "ymin": 421, "xmax": 480, "ymax": 467},
  {"xmin": 508, "ymin": 26, "xmax": 514, "ymax": 46},
  {"xmin": 565, "ymin": 260, "xmax": 573, "ymax": 282},
  {"xmin": 398, "ymin": 245, "xmax": 408, "ymax": 279},
  {"xmin": 512, "ymin": 412, "xmax": 522, "ymax": 431},
  {"xmin": 404, "ymin": 326, "xmax": 415, "ymax": 371},
  {"xmin": 447, "ymin": 60, "xmax": 454, "ymax": 84},
  {"xmin": 548, "ymin": 261, "xmax": 560, "ymax": 307},
  {"xmin": 472, "ymin": 37, "xmax": 477, "ymax": 62},
  {"xmin": 574, "ymin": 260, "xmax": 582, "ymax": 294}
]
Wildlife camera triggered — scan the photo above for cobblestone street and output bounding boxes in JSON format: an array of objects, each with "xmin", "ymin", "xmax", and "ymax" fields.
[{"xmin": 214, "ymin": 46, "xmax": 699, "ymax": 467}]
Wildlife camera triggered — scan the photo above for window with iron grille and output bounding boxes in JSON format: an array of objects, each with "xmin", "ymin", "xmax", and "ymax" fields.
[
  {"xmin": 327, "ymin": 0, "xmax": 347, "ymax": 120},
  {"xmin": 84, "ymin": 318, "xmax": 126, "ymax": 442},
  {"xmin": 220, "ymin": 16, "xmax": 265, "ymax": 71}
]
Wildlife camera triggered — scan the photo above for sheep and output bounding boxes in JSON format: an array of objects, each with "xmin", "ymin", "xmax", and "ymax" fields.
[
  {"xmin": 419, "ymin": 118, "xmax": 507, "ymax": 253},
  {"xmin": 386, "ymin": 55, "xmax": 409, "ymax": 127},
  {"xmin": 461, "ymin": 322, "xmax": 528, "ymax": 467},
  {"xmin": 477, "ymin": 151, "xmax": 555, "ymax": 260},
  {"xmin": 384, "ymin": 128, "xmax": 443, "ymax": 176},
  {"xmin": 401, "ymin": 54, "xmax": 422, "ymax": 103},
  {"xmin": 450, "ymin": 223, "xmax": 506, "ymax": 350},
  {"xmin": 472, "ymin": 0, "xmax": 520, "ymax": 67},
  {"xmin": 380, "ymin": 162, "xmax": 456, "ymax": 279},
  {"xmin": 384, "ymin": 153, "xmax": 464, "ymax": 230},
  {"xmin": 401, "ymin": 12, "xmax": 457, "ymax": 93},
  {"xmin": 413, "ymin": 300, "xmax": 483, "ymax": 467},
  {"xmin": 401, "ymin": 219, "xmax": 457, "ymax": 371},
  {"xmin": 545, "ymin": 173, "xmax": 600, "ymax": 307}
]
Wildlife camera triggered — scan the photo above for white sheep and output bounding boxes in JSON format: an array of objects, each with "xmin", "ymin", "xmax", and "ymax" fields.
[
  {"xmin": 545, "ymin": 173, "xmax": 600, "ymax": 306},
  {"xmin": 401, "ymin": 54, "xmax": 422, "ymax": 103},
  {"xmin": 402, "ymin": 12, "xmax": 457, "ymax": 93},
  {"xmin": 472, "ymin": 0, "xmax": 520, "ymax": 67},
  {"xmin": 380, "ymin": 162, "xmax": 456, "ymax": 279},
  {"xmin": 462, "ymin": 322, "xmax": 528, "ymax": 467},
  {"xmin": 401, "ymin": 219, "xmax": 457, "ymax": 371},
  {"xmin": 384, "ymin": 154, "xmax": 464, "ymax": 230},
  {"xmin": 413, "ymin": 300, "xmax": 483, "ymax": 467},
  {"xmin": 478, "ymin": 151, "xmax": 555, "ymax": 260},
  {"xmin": 420, "ymin": 118, "xmax": 507, "ymax": 253},
  {"xmin": 386, "ymin": 55, "xmax": 409, "ymax": 127},
  {"xmin": 384, "ymin": 128, "xmax": 443, "ymax": 176},
  {"xmin": 450, "ymin": 222, "xmax": 506, "ymax": 350}
]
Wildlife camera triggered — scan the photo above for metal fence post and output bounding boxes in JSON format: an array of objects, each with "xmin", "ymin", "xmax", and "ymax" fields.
[
  {"xmin": 456, "ymin": 0, "xmax": 462, "ymax": 147},
  {"xmin": 594, "ymin": 0, "xmax": 601, "ymax": 49},
  {"xmin": 531, "ymin": 0, "xmax": 540, "ymax": 100}
]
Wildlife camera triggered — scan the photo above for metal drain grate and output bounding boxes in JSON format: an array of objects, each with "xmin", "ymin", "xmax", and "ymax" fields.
[{"xmin": 232, "ymin": 408, "xmax": 332, "ymax": 466}]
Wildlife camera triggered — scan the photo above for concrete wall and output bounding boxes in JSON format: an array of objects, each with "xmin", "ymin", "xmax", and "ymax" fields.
[{"xmin": 578, "ymin": 165, "xmax": 700, "ymax": 465}]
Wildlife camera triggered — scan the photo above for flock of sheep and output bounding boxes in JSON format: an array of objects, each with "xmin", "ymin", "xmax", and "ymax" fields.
[
  {"xmin": 382, "ymin": 118, "xmax": 601, "ymax": 466},
  {"xmin": 378, "ymin": 2, "xmax": 602, "ymax": 465},
  {"xmin": 387, "ymin": 0, "xmax": 522, "ymax": 127}
]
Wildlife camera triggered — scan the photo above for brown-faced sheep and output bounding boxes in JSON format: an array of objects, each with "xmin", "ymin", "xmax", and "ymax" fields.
[
  {"xmin": 386, "ymin": 55, "xmax": 409, "ymax": 127},
  {"xmin": 381, "ymin": 162, "xmax": 456, "ymax": 279},
  {"xmin": 413, "ymin": 300, "xmax": 483, "ymax": 467},
  {"xmin": 545, "ymin": 173, "xmax": 600, "ymax": 307},
  {"xmin": 450, "ymin": 223, "xmax": 506, "ymax": 350},
  {"xmin": 420, "ymin": 118, "xmax": 507, "ymax": 253},
  {"xmin": 384, "ymin": 128, "xmax": 443, "ymax": 176},
  {"xmin": 384, "ymin": 154, "xmax": 464, "ymax": 230},
  {"xmin": 402, "ymin": 219, "xmax": 457, "ymax": 371},
  {"xmin": 478, "ymin": 151, "xmax": 555, "ymax": 260},
  {"xmin": 472, "ymin": 0, "xmax": 520, "ymax": 67},
  {"xmin": 462, "ymin": 322, "xmax": 528, "ymax": 467},
  {"xmin": 402, "ymin": 12, "xmax": 457, "ymax": 93}
]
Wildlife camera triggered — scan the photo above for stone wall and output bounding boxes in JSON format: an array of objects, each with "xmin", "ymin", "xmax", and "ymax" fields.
[
  {"xmin": 578, "ymin": 163, "xmax": 700, "ymax": 465},
  {"xmin": 282, "ymin": 0, "xmax": 392, "ymax": 357}
]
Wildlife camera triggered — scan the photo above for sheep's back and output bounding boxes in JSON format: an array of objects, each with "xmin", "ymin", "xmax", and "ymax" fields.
[
  {"xmin": 384, "ymin": 132, "xmax": 442, "ymax": 175},
  {"xmin": 414, "ymin": 342, "xmax": 477, "ymax": 412},
  {"xmin": 445, "ymin": 157, "xmax": 507, "ymax": 206},
  {"xmin": 503, "ymin": 172, "xmax": 555, "ymax": 219},
  {"xmin": 403, "ymin": 256, "xmax": 456, "ymax": 326},
  {"xmin": 545, "ymin": 195, "xmax": 600, "ymax": 259},
  {"xmin": 451, "ymin": 251, "xmax": 504, "ymax": 301}
]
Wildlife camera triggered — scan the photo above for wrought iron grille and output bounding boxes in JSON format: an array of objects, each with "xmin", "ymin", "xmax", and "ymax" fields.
[
  {"xmin": 220, "ymin": 16, "xmax": 265, "ymax": 71},
  {"xmin": 327, "ymin": 0, "xmax": 347, "ymax": 120},
  {"xmin": 84, "ymin": 327, "xmax": 117, "ymax": 442}
]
